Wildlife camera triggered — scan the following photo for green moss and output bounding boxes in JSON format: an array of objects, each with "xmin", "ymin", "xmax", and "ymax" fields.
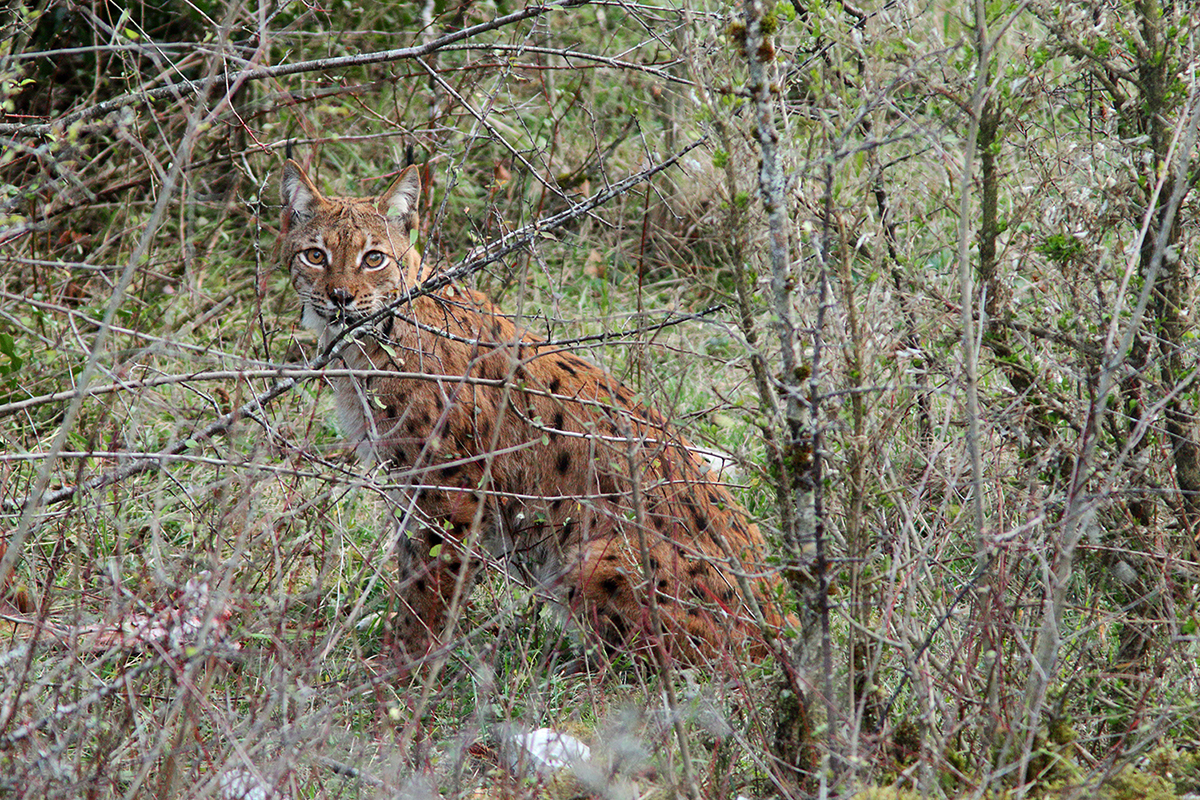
[
  {"xmin": 1149, "ymin": 747, "xmax": 1200, "ymax": 795},
  {"xmin": 760, "ymin": 9, "xmax": 779, "ymax": 35},
  {"xmin": 854, "ymin": 789, "xmax": 927, "ymax": 800},
  {"xmin": 1098, "ymin": 768, "xmax": 1177, "ymax": 800}
]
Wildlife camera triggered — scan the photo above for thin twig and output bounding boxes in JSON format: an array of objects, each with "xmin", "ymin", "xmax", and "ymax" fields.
[{"xmin": 440, "ymin": 42, "xmax": 693, "ymax": 85}]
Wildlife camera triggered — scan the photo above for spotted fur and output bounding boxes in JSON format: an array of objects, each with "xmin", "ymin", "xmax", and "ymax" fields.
[{"xmin": 279, "ymin": 159, "xmax": 792, "ymax": 666}]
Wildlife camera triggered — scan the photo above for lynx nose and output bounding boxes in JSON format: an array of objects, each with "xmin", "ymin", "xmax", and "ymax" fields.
[{"xmin": 328, "ymin": 287, "xmax": 355, "ymax": 307}]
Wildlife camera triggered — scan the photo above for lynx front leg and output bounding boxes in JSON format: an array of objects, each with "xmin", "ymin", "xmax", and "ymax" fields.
[{"xmin": 386, "ymin": 526, "xmax": 481, "ymax": 670}]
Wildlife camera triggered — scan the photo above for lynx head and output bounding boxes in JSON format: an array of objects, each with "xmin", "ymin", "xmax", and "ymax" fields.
[{"xmin": 280, "ymin": 160, "xmax": 422, "ymax": 334}]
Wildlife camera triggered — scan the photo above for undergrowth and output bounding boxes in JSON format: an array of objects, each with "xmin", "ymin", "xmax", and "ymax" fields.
[{"xmin": 3, "ymin": 1, "xmax": 1200, "ymax": 798}]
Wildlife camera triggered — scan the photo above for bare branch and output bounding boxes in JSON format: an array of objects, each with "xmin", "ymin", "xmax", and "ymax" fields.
[{"xmin": 0, "ymin": 0, "xmax": 592, "ymax": 137}]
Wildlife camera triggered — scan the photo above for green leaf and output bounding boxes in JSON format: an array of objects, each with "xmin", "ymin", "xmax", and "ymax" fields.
[{"xmin": 0, "ymin": 332, "xmax": 22, "ymax": 375}]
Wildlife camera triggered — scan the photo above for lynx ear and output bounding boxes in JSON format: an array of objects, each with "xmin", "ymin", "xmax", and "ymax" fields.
[
  {"xmin": 280, "ymin": 160, "xmax": 325, "ymax": 231},
  {"xmin": 379, "ymin": 165, "xmax": 421, "ymax": 228}
]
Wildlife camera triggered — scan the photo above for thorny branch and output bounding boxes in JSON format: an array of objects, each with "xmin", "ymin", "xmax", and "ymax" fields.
[{"xmin": 0, "ymin": 305, "xmax": 724, "ymax": 418}]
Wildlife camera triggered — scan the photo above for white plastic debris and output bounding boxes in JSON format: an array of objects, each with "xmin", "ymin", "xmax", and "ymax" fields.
[
  {"xmin": 502, "ymin": 727, "xmax": 591, "ymax": 777},
  {"xmin": 217, "ymin": 768, "xmax": 288, "ymax": 800}
]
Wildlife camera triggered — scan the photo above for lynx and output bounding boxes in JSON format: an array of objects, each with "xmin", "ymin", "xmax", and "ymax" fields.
[{"xmin": 279, "ymin": 159, "xmax": 792, "ymax": 667}]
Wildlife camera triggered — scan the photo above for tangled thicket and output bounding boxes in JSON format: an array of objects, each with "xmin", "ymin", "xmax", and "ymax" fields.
[{"xmin": 1, "ymin": 1, "xmax": 1199, "ymax": 798}]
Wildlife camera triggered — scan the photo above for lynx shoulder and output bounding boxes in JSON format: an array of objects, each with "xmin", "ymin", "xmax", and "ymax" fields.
[{"xmin": 279, "ymin": 159, "xmax": 792, "ymax": 667}]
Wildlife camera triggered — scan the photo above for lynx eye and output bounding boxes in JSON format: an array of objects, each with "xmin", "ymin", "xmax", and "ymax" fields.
[
  {"xmin": 300, "ymin": 248, "xmax": 327, "ymax": 268},
  {"xmin": 362, "ymin": 250, "xmax": 388, "ymax": 271}
]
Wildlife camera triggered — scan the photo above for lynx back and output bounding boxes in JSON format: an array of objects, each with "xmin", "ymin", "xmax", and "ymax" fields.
[{"xmin": 279, "ymin": 159, "xmax": 792, "ymax": 669}]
